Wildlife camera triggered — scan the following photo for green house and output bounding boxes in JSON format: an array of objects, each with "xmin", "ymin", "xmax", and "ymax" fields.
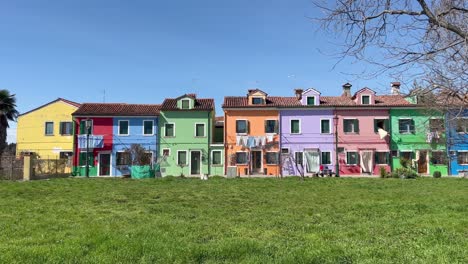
[
  {"xmin": 390, "ymin": 106, "xmax": 448, "ymax": 176},
  {"xmin": 158, "ymin": 94, "xmax": 223, "ymax": 177}
]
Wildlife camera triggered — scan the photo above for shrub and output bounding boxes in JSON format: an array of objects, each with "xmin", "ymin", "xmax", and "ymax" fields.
[
  {"xmin": 433, "ymin": 171, "xmax": 442, "ymax": 178},
  {"xmin": 379, "ymin": 166, "xmax": 388, "ymax": 178},
  {"xmin": 399, "ymin": 157, "xmax": 410, "ymax": 168},
  {"xmin": 394, "ymin": 168, "xmax": 418, "ymax": 179}
]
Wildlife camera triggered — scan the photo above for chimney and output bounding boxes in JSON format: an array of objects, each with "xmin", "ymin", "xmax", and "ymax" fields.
[
  {"xmin": 391, "ymin": 82, "xmax": 401, "ymax": 95},
  {"xmin": 342, "ymin": 83, "xmax": 352, "ymax": 97},
  {"xmin": 294, "ymin": 89, "xmax": 303, "ymax": 100}
]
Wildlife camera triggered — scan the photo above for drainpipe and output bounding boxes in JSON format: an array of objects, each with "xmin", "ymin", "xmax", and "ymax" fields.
[
  {"xmin": 207, "ymin": 111, "xmax": 211, "ymax": 176},
  {"xmin": 279, "ymin": 110, "xmax": 282, "ymax": 177}
]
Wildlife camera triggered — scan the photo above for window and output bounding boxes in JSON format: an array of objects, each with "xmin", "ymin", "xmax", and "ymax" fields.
[
  {"xmin": 400, "ymin": 151, "xmax": 413, "ymax": 160},
  {"xmin": 59, "ymin": 152, "xmax": 73, "ymax": 159},
  {"xmin": 79, "ymin": 120, "xmax": 93, "ymax": 134},
  {"xmin": 177, "ymin": 151, "xmax": 187, "ymax": 165},
  {"xmin": 399, "ymin": 119, "xmax": 415, "ymax": 134},
  {"xmin": 375, "ymin": 152, "xmax": 389, "ymax": 165},
  {"xmin": 362, "ymin": 95, "xmax": 370, "ymax": 105},
  {"xmin": 45, "ymin": 122, "xmax": 54, "ymax": 135},
  {"xmin": 456, "ymin": 118, "xmax": 468, "ymax": 133},
  {"xmin": 429, "ymin": 119, "xmax": 444, "ymax": 132},
  {"xmin": 236, "ymin": 152, "xmax": 248, "ymax": 164},
  {"xmin": 346, "ymin": 152, "xmax": 358, "ymax": 165},
  {"xmin": 457, "ymin": 152, "xmax": 468, "ymax": 164},
  {"xmin": 143, "ymin": 120, "xmax": 154, "ymax": 135},
  {"xmin": 59, "ymin": 122, "xmax": 73, "ymax": 135},
  {"xmin": 374, "ymin": 119, "xmax": 389, "ymax": 132},
  {"xmin": 321, "ymin": 119, "xmax": 331, "ymax": 134},
  {"xmin": 141, "ymin": 152, "xmax": 153, "ymax": 166},
  {"xmin": 116, "ymin": 152, "xmax": 131, "ymax": 166},
  {"xmin": 265, "ymin": 120, "xmax": 278, "ymax": 134},
  {"xmin": 281, "ymin": 148, "xmax": 289, "ymax": 154},
  {"xmin": 431, "ymin": 151, "xmax": 445, "ymax": 165},
  {"xmin": 236, "ymin": 120, "xmax": 248, "ymax": 134},
  {"xmin": 252, "ymin": 97, "xmax": 264, "ymax": 104},
  {"xmin": 295, "ymin": 152, "xmax": 303, "ymax": 166},
  {"xmin": 118, "ymin": 120, "xmax": 129, "ymax": 135},
  {"xmin": 79, "ymin": 152, "xmax": 94, "ymax": 166},
  {"xmin": 165, "ymin": 123, "xmax": 175, "ymax": 137},
  {"xmin": 162, "ymin": 148, "xmax": 170, "ymax": 156},
  {"xmin": 321, "ymin": 152, "xmax": 331, "ymax": 165},
  {"xmin": 343, "ymin": 119, "xmax": 359, "ymax": 133},
  {"xmin": 337, "ymin": 147, "xmax": 345, "ymax": 153},
  {"xmin": 266, "ymin": 152, "xmax": 279, "ymax": 165},
  {"xmin": 181, "ymin": 99, "xmax": 190, "ymax": 109},
  {"xmin": 306, "ymin": 96, "xmax": 315, "ymax": 105},
  {"xmin": 291, "ymin": 119, "xmax": 300, "ymax": 134},
  {"xmin": 195, "ymin": 123, "xmax": 205, "ymax": 137},
  {"xmin": 212, "ymin": 150, "xmax": 222, "ymax": 165}
]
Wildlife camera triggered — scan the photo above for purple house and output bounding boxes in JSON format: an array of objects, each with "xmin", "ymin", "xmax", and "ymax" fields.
[{"xmin": 280, "ymin": 88, "xmax": 335, "ymax": 176}]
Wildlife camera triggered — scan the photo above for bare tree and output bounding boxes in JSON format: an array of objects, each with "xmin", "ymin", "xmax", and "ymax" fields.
[{"xmin": 314, "ymin": 0, "xmax": 467, "ymax": 113}]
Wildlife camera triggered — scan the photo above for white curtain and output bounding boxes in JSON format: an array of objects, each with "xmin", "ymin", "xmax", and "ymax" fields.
[
  {"xmin": 305, "ymin": 151, "xmax": 319, "ymax": 173},
  {"xmin": 361, "ymin": 151, "xmax": 372, "ymax": 173}
]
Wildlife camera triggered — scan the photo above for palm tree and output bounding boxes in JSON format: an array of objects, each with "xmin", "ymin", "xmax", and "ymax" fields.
[{"xmin": 0, "ymin": 90, "xmax": 18, "ymax": 156}]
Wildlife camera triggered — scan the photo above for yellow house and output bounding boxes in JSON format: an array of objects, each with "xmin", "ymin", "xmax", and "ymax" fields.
[{"xmin": 16, "ymin": 98, "xmax": 81, "ymax": 159}]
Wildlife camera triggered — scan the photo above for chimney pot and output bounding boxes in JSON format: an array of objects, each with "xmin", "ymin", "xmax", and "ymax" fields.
[
  {"xmin": 391, "ymin": 82, "xmax": 401, "ymax": 95},
  {"xmin": 342, "ymin": 83, "xmax": 352, "ymax": 97},
  {"xmin": 294, "ymin": 89, "xmax": 303, "ymax": 100}
]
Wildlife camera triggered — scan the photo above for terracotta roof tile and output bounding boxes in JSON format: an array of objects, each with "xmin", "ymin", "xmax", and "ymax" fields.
[
  {"xmin": 160, "ymin": 96, "xmax": 214, "ymax": 111},
  {"xmin": 223, "ymin": 96, "xmax": 300, "ymax": 108},
  {"xmin": 73, "ymin": 103, "xmax": 161, "ymax": 116}
]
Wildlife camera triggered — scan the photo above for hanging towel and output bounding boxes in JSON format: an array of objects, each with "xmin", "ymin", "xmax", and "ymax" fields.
[
  {"xmin": 240, "ymin": 136, "xmax": 247, "ymax": 147},
  {"xmin": 236, "ymin": 136, "xmax": 241, "ymax": 146},
  {"xmin": 378, "ymin": 128, "xmax": 388, "ymax": 139},
  {"xmin": 266, "ymin": 134, "xmax": 273, "ymax": 142},
  {"xmin": 261, "ymin": 136, "xmax": 266, "ymax": 146},
  {"xmin": 247, "ymin": 137, "xmax": 255, "ymax": 148},
  {"xmin": 426, "ymin": 132, "xmax": 433, "ymax": 143}
]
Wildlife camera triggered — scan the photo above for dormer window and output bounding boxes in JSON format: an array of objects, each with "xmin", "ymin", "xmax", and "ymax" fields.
[
  {"xmin": 252, "ymin": 97, "xmax": 264, "ymax": 105},
  {"xmin": 181, "ymin": 99, "xmax": 190, "ymax": 109},
  {"xmin": 306, "ymin": 96, "xmax": 315, "ymax": 106},
  {"xmin": 362, "ymin": 95, "xmax": 370, "ymax": 105}
]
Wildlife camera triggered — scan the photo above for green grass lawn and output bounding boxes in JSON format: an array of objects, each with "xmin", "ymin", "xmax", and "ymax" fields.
[{"xmin": 0, "ymin": 177, "xmax": 467, "ymax": 263}]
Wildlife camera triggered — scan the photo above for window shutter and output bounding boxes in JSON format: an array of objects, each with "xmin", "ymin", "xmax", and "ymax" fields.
[
  {"xmin": 355, "ymin": 120, "xmax": 360, "ymax": 133},
  {"xmin": 384, "ymin": 119, "xmax": 389, "ymax": 131},
  {"xmin": 264, "ymin": 120, "xmax": 268, "ymax": 133},
  {"xmin": 386, "ymin": 152, "xmax": 390, "ymax": 164},
  {"xmin": 410, "ymin": 119, "xmax": 415, "ymax": 133},
  {"xmin": 374, "ymin": 120, "xmax": 378, "ymax": 133},
  {"xmin": 274, "ymin": 120, "xmax": 279, "ymax": 134},
  {"xmin": 247, "ymin": 120, "xmax": 250, "ymax": 134}
]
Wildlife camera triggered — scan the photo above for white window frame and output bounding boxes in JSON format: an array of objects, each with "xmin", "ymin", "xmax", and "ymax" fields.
[
  {"xmin": 80, "ymin": 119, "xmax": 93, "ymax": 135},
  {"xmin": 118, "ymin": 120, "xmax": 130, "ymax": 136},
  {"xmin": 164, "ymin": 122, "xmax": 175, "ymax": 137},
  {"xmin": 361, "ymin": 94, "xmax": 371, "ymax": 105},
  {"xmin": 181, "ymin": 99, "xmax": 191, "ymax": 109},
  {"xmin": 59, "ymin": 121, "xmax": 73, "ymax": 136},
  {"xmin": 116, "ymin": 151, "xmax": 131, "ymax": 166},
  {"xmin": 398, "ymin": 118, "xmax": 414, "ymax": 134},
  {"xmin": 321, "ymin": 151, "xmax": 332, "ymax": 165},
  {"xmin": 265, "ymin": 151, "xmax": 280, "ymax": 165},
  {"xmin": 290, "ymin": 119, "xmax": 301, "ymax": 134},
  {"xmin": 194, "ymin": 122, "xmax": 206, "ymax": 137},
  {"xmin": 375, "ymin": 151, "xmax": 389, "ymax": 165},
  {"xmin": 177, "ymin": 150, "xmax": 188, "ymax": 166},
  {"xmin": 252, "ymin": 97, "xmax": 264, "ymax": 105},
  {"xmin": 236, "ymin": 119, "xmax": 248, "ymax": 135},
  {"xmin": 320, "ymin": 118, "xmax": 332, "ymax": 134},
  {"xmin": 399, "ymin": 150, "xmax": 413, "ymax": 160},
  {"xmin": 211, "ymin": 150, "xmax": 223, "ymax": 166},
  {"xmin": 343, "ymin": 118, "xmax": 358, "ymax": 133},
  {"xmin": 455, "ymin": 117, "xmax": 468, "ymax": 134},
  {"xmin": 162, "ymin": 148, "xmax": 171, "ymax": 157},
  {"xmin": 45, "ymin": 121, "xmax": 54, "ymax": 136},
  {"xmin": 281, "ymin": 148, "xmax": 290, "ymax": 155},
  {"xmin": 97, "ymin": 151, "xmax": 112, "ymax": 176},
  {"xmin": 306, "ymin": 96, "xmax": 315, "ymax": 106},
  {"xmin": 346, "ymin": 151, "xmax": 358, "ymax": 165},
  {"xmin": 431, "ymin": 150, "xmax": 445, "ymax": 165},
  {"xmin": 294, "ymin": 151, "xmax": 304, "ymax": 166},
  {"xmin": 142, "ymin": 120, "xmax": 154, "ymax": 136},
  {"xmin": 457, "ymin": 150, "xmax": 468, "ymax": 165},
  {"xmin": 265, "ymin": 119, "xmax": 278, "ymax": 134},
  {"xmin": 235, "ymin": 151, "xmax": 248, "ymax": 165}
]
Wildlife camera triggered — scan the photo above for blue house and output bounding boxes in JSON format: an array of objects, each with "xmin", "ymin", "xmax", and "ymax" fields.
[{"xmin": 447, "ymin": 109, "xmax": 468, "ymax": 176}]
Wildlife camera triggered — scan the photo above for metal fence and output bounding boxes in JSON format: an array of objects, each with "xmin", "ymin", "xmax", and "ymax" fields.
[
  {"xmin": 0, "ymin": 155, "xmax": 24, "ymax": 180},
  {"xmin": 32, "ymin": 157, "xmax": 72, "ymax": 180}
]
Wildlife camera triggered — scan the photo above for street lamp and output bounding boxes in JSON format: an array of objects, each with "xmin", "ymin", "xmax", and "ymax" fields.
[
  {"xmin": 85, "ymin": 119, "xmax": 92, "ymax": 177},
  {"xmin": 333, "ymin": 115, "xmax": 340, "ymax": 177}
]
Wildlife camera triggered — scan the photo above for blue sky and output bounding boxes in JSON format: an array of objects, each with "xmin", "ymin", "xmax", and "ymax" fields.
[{"xmin": 2, "ymin": 0, "xmax": 401, "ymax": 143}]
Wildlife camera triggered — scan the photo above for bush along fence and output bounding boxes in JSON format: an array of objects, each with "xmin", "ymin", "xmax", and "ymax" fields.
[{"xmin": 0, "ymin": 155, "xmax": 24, "ymax": 180}]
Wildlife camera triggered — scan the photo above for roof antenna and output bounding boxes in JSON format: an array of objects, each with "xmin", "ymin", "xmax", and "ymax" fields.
[{"xmin": 103, "ymin": 89, "xmax": 106, "ymax": 103}]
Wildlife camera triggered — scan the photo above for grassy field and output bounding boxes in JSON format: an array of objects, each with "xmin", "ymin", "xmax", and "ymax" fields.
[{"xmin": 0, "ymin": 177, "xmax": 467, "ymax": 263}]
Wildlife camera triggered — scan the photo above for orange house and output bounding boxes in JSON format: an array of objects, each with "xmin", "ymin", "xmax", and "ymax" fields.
[{"xmin": 223, "ymin": 89, "xmax": 297, "ymax": 176}]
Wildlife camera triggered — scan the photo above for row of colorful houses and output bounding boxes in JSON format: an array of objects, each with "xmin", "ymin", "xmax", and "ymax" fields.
[{"xmin": 16, "ymin": 82, "xmax": 468, "ymax": 177}]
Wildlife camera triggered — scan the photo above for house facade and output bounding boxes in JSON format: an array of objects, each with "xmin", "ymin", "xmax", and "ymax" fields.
[
  {"xmin": 16, "ymin": 98, "xmax": 80, "ymax": 159},
  {"xmin": 158, "ymin": 94, "xmax": 219, "ymax": 177},
  {"xmin": 72, "ymin": 103, "xmax": 160, "ymax": 177},
  {"xmin": 390, "ymin": 108, "xmax": 448, "ymax": 176},
  {"xmin": 223, "ymin": 89, "xmax": 298, "ymax": 176},
  {"xmin": 446, "ymin": 110, "xmax": 468, "ymax": 176},
  {"xmin": 280, "ymin": 88, "xmax": 335, "ymax": 176}
]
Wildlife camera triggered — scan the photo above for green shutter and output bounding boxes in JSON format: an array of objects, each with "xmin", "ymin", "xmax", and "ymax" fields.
[
  {"xmin": 374, "ymin": 120, "xmax": 378, "ymax": 133},
  {"xmin": 80, "ymin": 121, "xmax": 85, "ymax": 134},
  {"xmin": 384, "ymin": 119, "xmax": 389, "ymax": 131},
  {"xmin": 355, "ymin": 120, "xmax": 359, "ymax": 133}
]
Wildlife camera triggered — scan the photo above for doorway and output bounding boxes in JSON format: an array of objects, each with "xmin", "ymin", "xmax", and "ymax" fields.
[
  {"xmin": 418, "ymin": 150, "xmax": 428, "ymax": 174},
  {"xmin": 190, "ymin": 151, "xmax": 201, "ymax": 175},
  {"xmin": 361, "ymin": 151, "xmax": 373, "ymax": 174},
  {"xmin": 98, "ymin": 153, "xmax": 111, "ymax": 176},
  {"xmin": 251, "ymin": 151, "xmax": 262, "ymax": 174}
]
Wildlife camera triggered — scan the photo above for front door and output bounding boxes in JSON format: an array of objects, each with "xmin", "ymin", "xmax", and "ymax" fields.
[
  {"xmin": 99, "ymin": 153, "xmax": 111, "ymax": 176},
  {"xmin": 251, "ymin": 151, "xmax": 262, "ymax": 174},
  {"xmin": 361, "ymin": 151, "xmax": 373, "ymax": 174},
  {"xmin": 418, "ymin": 150, "xmax": 428, "ymax": 174},
  {"xmin": 190, "ymin": 151, "xmax": 201, "ymax": 175}
]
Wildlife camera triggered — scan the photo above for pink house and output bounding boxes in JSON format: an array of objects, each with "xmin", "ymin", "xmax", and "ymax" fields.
[{"xmin": 333, "ymin": 83, "xmax": 406, "ymax": 176}]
